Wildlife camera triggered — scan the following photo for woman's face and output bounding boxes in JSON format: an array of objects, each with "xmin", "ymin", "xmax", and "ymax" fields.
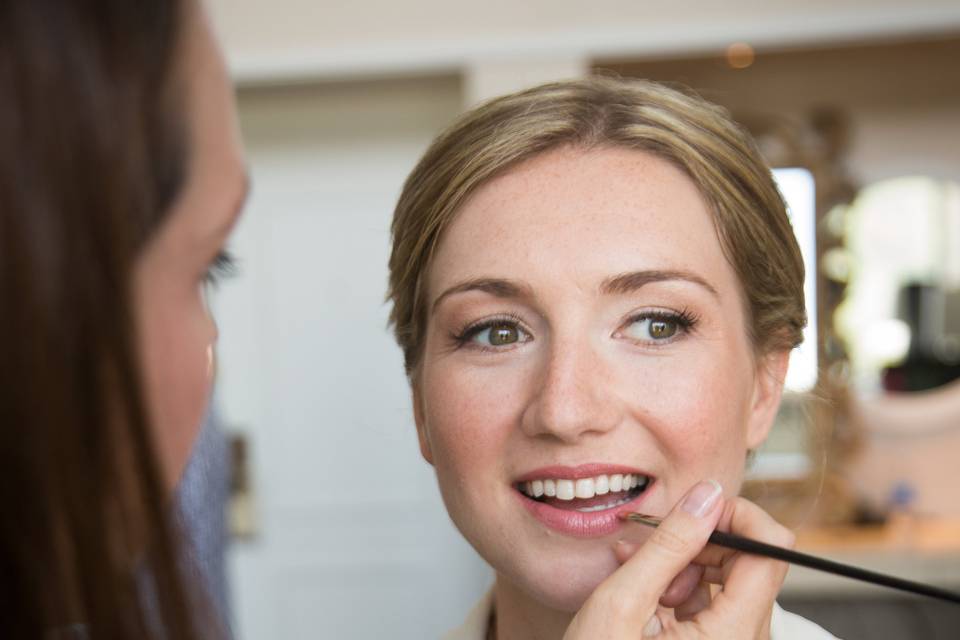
[
  {"xmin": 416, "ymin": 146, "xmax": 787, "ymax": 611},
  {"xmin": 134, "ymin": 6, "xmax": 247, "ymax": 490}
]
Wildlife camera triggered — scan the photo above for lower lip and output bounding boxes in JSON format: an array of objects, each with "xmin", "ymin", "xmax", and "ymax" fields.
[{"xmin": 516, "ymin": 486, "xmax": 653, "ymax": 538}]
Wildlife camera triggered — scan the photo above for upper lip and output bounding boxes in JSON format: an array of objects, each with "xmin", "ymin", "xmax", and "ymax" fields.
[{"xmin": 514, "ymin": 463, "xmax": 652, "ymax": 483}]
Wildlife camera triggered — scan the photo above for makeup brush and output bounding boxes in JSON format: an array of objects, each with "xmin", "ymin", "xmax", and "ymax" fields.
[{"xmin": 622, "ymin": 513, "xmax": 960, "ymax": 605}]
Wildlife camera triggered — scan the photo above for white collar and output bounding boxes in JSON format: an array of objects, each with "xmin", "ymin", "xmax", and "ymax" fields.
[{"xmin": 442, "ymin": 589, "xmax": 838, "ymax": 639}]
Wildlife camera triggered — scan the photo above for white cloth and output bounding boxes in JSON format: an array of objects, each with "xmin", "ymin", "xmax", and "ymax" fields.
[{"xmin": 443, "ymin": 590, "xmax": 839, "ymax": 639}]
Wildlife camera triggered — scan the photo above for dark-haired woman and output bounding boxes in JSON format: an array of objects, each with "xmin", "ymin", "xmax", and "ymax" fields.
[{"xmin": 1, "ymin": 1, "xmax": 246, "ymax": 637}]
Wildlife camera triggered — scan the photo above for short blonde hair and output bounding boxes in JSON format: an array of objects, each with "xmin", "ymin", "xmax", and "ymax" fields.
[{"xmin": 388, "ymin": 77, "xmax": 805, "ymax": 377}]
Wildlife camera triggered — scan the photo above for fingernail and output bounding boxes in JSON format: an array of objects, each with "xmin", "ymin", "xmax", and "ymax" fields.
[
  {"xmin": 642, "ymin": 614, "xmax": 663, "ymax": 637},
  {"xmin": 681, "ymin": 479, "xmax": 723, "ymax": 518}
]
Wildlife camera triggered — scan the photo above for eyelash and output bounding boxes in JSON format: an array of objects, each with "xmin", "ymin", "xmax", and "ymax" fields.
[
  {"xmin": 452, "ymin": 313, "xmax": 530, "ymax": 351},
  {"xmin": 204, "ymin": 249, "xmax": 238, "ymax": 287}
]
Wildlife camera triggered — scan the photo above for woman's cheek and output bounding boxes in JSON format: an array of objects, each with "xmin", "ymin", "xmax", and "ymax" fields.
[
  {"xmin": 425, "ymin": 362, "xmax": 526, "ymax": 491},
  {"xmin": 426, "ymin": 374, "xmax": 497, "ymax": 466},
  {"xmin": 617, "ymin": 351, "xmax": 745, "ymax": 455},
  {"xmin": 142, "ymin": 286, "xmax": 217, "ymax": 490}
]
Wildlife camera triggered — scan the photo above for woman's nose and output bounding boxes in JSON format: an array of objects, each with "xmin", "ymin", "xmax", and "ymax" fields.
[{"xmin": 520, "ymin": 339, "xmax": 619, "ymax": 443}]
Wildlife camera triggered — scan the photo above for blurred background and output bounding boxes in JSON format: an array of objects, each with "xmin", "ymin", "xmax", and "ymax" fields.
[{"xmin": 197, "ymin": 1, "xmax": 960, "ymax": 637}]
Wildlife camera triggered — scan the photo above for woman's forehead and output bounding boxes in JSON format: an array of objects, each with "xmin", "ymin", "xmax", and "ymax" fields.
[{"xmin": 427, "ymin": 146, "xmax": 735, "ymax": 301}]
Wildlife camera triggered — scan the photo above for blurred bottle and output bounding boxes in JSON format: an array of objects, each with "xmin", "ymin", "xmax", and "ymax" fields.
[{"xmin": 886, "ymin": 480, "xmax": 917, "ymax": 547}]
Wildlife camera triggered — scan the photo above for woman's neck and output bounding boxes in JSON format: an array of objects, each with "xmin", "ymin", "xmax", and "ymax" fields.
[{"xmin": 492, "ymin": 575, "xmax": 575, "ymax": 640}]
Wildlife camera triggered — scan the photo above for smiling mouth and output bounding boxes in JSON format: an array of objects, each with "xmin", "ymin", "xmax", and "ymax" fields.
[{"xmin": 517, "ymin": 473, "xmax": 652, "ymax": 513}]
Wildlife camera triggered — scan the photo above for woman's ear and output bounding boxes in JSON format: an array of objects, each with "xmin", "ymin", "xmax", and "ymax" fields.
[
  {"xmin": 411, "ymin": 385, "xmax": 434, "ymax": 465},
  {"xmin": 745, "ymin": 349, "xmax": 791, "ymax": 449}
]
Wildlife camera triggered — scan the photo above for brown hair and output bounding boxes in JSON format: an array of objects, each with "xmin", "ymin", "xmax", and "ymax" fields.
[
  {"xmin": 388, "ymin": 77, "xmax": 805, "ymax": 377},
  {"xmin": 0, "ymin": 1, "xmax": 213, "ymax": 637}
]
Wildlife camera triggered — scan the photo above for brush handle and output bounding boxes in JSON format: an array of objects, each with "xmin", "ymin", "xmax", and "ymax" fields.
[
  {"xmin": 623, "ymin": 513, "xmax": 960, "ymax": 605},
  {"xmin": 708, "ymin": 529, "xmax": 960, "ymax": 605}
]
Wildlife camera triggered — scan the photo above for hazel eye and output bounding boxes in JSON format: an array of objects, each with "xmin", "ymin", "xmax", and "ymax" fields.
[
  {"xmin": 462, "ymin": 319, "xmax": 531, "ymax": 349},
  {"xmin": 623, "ymin": 316, "xmax": 680, "ymax": 342},
  {"xmin": 477, "ymin": 322, "xmax": 523, "ymax": 346}
]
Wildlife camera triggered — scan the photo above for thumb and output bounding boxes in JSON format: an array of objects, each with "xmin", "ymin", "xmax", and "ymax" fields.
[{"xmin": 596, "ymin": 480, "xmax": 724, "ymax": 625}]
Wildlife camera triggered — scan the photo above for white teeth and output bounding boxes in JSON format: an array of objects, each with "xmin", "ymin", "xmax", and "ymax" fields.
[
  {"xmin": 576, "ymin": 493, "xmax": 635, "ymax": 513},
  {"xmin": 574, "ymin": 478, "xmax": 595, "ymax": 499},
  {"xmin": 531, "ymin": 480, "xmax": 544, "ymax": 497},
  {"xmin": 610, "ymin": 474, "xmax": 624, "ymax": 492},
  {"xmin": 556, "ymin": 480, "xmax": 575, "ymax": 500},
  {"xmin": 520, "ymin": 472, "xmax": 651, "ymax": 501},
  {"xmin": 544, "ymin": 479, "xmax": 556, "ymax": 497},
  {"xmin": 595, "ymin": 475, "xmax": 609, "ymax": 495}
]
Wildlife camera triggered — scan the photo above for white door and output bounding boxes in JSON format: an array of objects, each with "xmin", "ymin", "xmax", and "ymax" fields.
[{"xmin": 212, "ymin": 75, "xmax": 492, "ymax": 639}]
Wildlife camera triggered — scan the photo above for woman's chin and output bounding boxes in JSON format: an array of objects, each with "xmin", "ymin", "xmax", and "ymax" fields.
[{"xmin": 504, "ymin": 545, "xmax": 621, "ymax": 613}]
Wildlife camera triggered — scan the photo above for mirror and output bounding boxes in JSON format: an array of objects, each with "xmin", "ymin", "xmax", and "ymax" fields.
[{"xmin": 831, "ymin": 177, "xmax": 960, "ymax": 393}]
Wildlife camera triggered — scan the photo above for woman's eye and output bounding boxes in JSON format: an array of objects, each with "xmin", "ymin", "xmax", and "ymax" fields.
[
  {"xmin": 469, "ymin": 321, "xmax": 528, "ymax": 347},
  {"xmin": 204, "ymin": 249, "xmax": 237, "ymax": 287},
  {"xmin": 623, "ymin": 315, "xmax": 680, "ymax": 342}
]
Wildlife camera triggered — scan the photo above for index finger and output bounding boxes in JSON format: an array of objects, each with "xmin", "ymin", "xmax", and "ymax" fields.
[
  {"xmin": 710, "ymin": 498, "xmax": 794, "ymax": 620},
  {"xmin": 595, "ymin": 480, "xmax": 725, "ymax": 624}
]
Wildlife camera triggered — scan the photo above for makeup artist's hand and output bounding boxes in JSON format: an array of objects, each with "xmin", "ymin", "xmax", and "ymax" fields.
[{"xmin": 563, "ymin": 480, "xmax": 794, "ymax": 639}]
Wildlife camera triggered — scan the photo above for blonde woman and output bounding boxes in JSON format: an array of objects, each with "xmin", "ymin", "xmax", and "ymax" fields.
[{"xmin": 387, "ymin": 78, "xmax": 838, "ymax": 639}]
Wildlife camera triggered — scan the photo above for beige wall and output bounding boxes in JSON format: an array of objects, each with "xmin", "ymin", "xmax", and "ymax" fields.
[
  {"xmin": 207, "ymin": 0, "xmax": 960, "ymax": 84},
  {"xmin": 599, "ymin": 37, "xmax": 960, "ymax": 186}
]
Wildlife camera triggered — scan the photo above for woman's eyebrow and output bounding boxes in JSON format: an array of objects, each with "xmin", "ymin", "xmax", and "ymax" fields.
[
  {"xmin": 600, "ymin": 269, "xmax": 719, "ymax": 298},
  {"xmin": 202, "ymin": 170, "xmax": 251, "ymax": 243},
  {"xmin": 220, "ymin": 171, "xmax": 251, "ymax": 238},
  {"xmin": 432, "ymin": 277, "xmax": 534, "ymax": 314}
]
